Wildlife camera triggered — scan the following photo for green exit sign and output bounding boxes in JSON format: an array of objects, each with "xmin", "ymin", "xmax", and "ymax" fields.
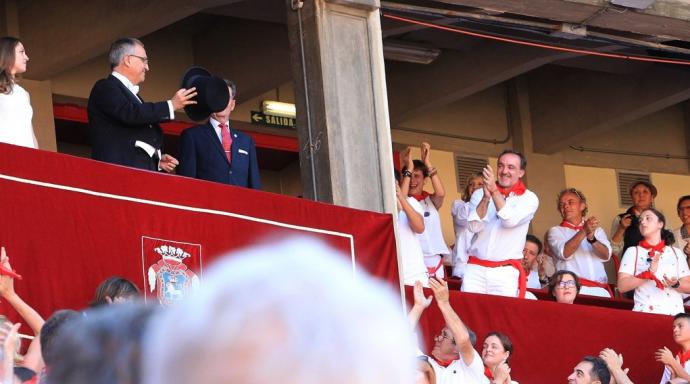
[{"xmin": 250, "ymin": 111, "xmax": 296, "ymax": 129}]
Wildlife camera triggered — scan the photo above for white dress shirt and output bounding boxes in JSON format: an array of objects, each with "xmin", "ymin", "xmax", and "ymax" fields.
[
  {"xmin": 466, "ymin": 187, "xmax": 539, "ymax": 262},
  {"xmin": 547, "ymin": 225, "xmax": 611, "ymax": 284}
]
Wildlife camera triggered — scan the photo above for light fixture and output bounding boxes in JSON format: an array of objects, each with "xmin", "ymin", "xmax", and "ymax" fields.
[
  {"xmin": 383, "ymin": 40, "xmax": 441, "ymax": 65},
  {"xmin": 262, "ymin": 100, "xmax": 296, "ymax": 119},
  {"xmin": 610, "ymin": 0, "xmax": 655, "ymax": 9}
]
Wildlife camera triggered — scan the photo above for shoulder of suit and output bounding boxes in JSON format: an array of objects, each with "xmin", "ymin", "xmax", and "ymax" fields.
[{"xmin": 181, "ymin": 124, "xmax": 210, "ymax": 135}]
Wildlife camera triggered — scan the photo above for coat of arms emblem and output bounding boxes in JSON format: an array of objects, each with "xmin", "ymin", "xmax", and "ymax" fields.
[{"xmin": 141, "ymin": 236, "xmax": 202, "ymax": 306}]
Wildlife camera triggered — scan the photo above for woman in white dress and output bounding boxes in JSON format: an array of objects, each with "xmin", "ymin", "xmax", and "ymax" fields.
[
  {"xmin": 0, "ymin": 36, "xmax": 37, "ymax": 149},
  {"xmin": 618, "ymin": 208, "xmax": 690, "ymax": 315}
]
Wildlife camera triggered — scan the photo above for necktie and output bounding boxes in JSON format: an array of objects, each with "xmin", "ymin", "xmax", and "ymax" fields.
[{"xmin": 220, "ymin": 123, "xmax": 232, "ymax": 163}]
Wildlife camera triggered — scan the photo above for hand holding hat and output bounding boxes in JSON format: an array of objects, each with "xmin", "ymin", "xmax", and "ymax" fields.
[{"xmin": 180, "ymin": 66, "xmax": 230, "ymax": 121}]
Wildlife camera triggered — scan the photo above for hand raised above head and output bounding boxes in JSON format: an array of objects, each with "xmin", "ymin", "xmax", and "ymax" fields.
[
  {"xmin": 482, "ymin": 165, "xmax": 497, "ymax": 193},
  {"xmin": 428, "ymin": 277, "xmax": 449, "ymax": 303},
  {"xmin": 413, "ymin": 281, "xmax": 433, "ymax": 309},
  {"xmin": 421, "ymin": 142, "xmax": 431, "ymax": 166},
  {"xmin": 171, "ymin": 87, "xmax": 198, "ymax": 111}
]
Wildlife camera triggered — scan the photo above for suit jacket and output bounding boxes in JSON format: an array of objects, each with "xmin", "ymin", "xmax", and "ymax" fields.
[
  {"xmin": 88, "ymin": 74, "xmax": 170, "ymax": 170},
  {"xmin": 177, "ymin": 122, "xmax": 262, "ymax": 189}
]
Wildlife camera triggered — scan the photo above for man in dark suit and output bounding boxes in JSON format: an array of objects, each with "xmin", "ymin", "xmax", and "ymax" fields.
[
  {"xmin": 178, "ymin": 80, "xmax": 261, "ymax": 189},
  {"xmin": 88, "ymin": 38, "xmax": 197, "ymax": 172}
]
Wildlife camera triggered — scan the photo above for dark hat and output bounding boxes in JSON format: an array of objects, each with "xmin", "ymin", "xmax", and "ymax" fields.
[
  {"xmin": 180, "ymin": 66, "xmax": 230, "ymax": 122},
  {"xmin": 629, "ymin": 180, "xmax": 657, "ymax": 197}
]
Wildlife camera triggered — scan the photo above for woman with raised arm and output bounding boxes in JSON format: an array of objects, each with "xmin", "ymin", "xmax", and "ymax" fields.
[
  {"xmin": 0, "ymin": 37, "xmax": 37, "ymax": 149},
  {"xmin": 618, "ymin": 208, "xmax": 690, "ymax": 315}
]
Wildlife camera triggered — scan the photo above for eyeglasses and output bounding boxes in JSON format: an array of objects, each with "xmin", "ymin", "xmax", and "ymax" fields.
[
  {"xmin": 556, "ymin": 280, "xmax": 577, "ymax": 289},
  {"xmin": 436, "ymin": 330, "xmax": 456, "ymax": 345},
  {"xmin": 128, "ymin": 54, "xmax": 149, "ymax": 65}
]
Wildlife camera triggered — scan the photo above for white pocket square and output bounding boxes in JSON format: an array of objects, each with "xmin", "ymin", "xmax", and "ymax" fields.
[{"xmin": 238, "ymin": 149, "xmax": 249, "ymax": 155}]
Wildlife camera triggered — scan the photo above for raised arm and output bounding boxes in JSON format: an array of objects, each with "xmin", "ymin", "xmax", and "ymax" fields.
[
  {"xmin": 421, "ymin": 142, "xmax": 445, "ymax": 209},
  {"xmin": 428, "ymin": 278, "xmax": 476, "ymax": 365},
  {"xmin": 407, "ymin": 281, "xmax": 432, "ymax": 329},
  {"xmin": 0, "ymin": 248, "xmax": 44, "ymax": 335}
]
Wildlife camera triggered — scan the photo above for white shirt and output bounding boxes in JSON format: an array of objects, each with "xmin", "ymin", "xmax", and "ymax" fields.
[
  {"xmin": 111, "ymin": 71, "xmax": 174, "ymax": 119},
  {"xmin": 417, "ymin": 196, "xmax": 450, "ymax": 257},
  {"xmin": 0, "ymin": 83, "xmax": 35, "ymax": 149},
  {"xmin": 527, "ymin": 269, "xmax": 541, "ymax": 289},
  {"xmin": 467, "ymin": 187, "xmax": 539, "ymax": 262},
  {"xmin": 428, "ymin": 350, "xmax": 489, "ymax": 384},
  {"xmin": 547, "ymin": 225, "xmax": 611, "ymax": 284},
  {"xmin": 660, "ymin": 357, "xmax": 690, "ymax": 383},
  {"xmin": 397, "ymin": 197, "xmax": 428, "ymax": 286},
  {"xmin": 451, "ymin": 200, "xmax": 473, "ymax": 277},
  {"xmin": 673, "ymin": 226, "xmax": 689, "ymax": 255},
  {"xmin": 619, "ymin": 245, "xmax": 690, "ymax": 315}
]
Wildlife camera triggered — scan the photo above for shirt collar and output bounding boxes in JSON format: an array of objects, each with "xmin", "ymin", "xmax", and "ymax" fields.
[{"xmin": 111, "ymin": 71, "xmax": 140, "ymax": 95}]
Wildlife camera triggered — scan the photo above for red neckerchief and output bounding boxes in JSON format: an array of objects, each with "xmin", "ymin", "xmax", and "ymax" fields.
[
  {"xmin": 639, "ymin": 240, "xmax": 666, "ymax": 259},
  {"xmin": 411, "ymin": 191, "xmax": 430, "ymax": 202},
  {"xmin": 495, "ymin": 180, "xmax": 526, "ymax": 199},
  {"xmin": 484, "ymin": 365, "xmax": 494, "ymax": 380},
  {"xmin": 560, "ymin": 220, "xmax": 584, "ymax": 231},
  {"xmin": 0, "ymin": 265, "xmax": 21, "ymax": 280},
  {"xmin": 678, "ymin": 349, "xmax": 690, "ymax": 367},
  {"xmin": 430, "ymin": 355, "xmax": 457, "ymax": 368}
]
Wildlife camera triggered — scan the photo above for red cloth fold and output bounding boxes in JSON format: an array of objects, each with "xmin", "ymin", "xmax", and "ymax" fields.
[
  {"xmin": 468, "ymin": 256, "xmax": 527, "ymax": 299},
  {"xmin": 484, "ymin": 365, "xmax": 494, "ymax": 380},
  {"xmin": 634, "ymin": 271, "xmax": 664, "ymax": 289},
  {"xmin": 495, "ymin": 180, "xmax": 526, "ymax": 199}
]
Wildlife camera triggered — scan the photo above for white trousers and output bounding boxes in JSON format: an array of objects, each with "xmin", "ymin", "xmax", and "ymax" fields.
[{"xmin": 461, "ymin": 263, "xmax": 519, "ymax": 297}]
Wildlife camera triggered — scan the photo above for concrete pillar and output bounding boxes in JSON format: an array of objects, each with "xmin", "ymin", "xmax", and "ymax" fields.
[
  {"xmin": 285, "ymin": 0, "xmax": 396, "ymax": 215},
  {"xmin": 22, "ymin": 79, "xmax": 56, "ymax": 151},
  {"xmin": 507, "ymin": 76, "xmax": 565, "ymax": 239}
]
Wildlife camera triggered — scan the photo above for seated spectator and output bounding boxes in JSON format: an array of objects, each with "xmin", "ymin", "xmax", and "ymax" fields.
[
  {"xmin": 567, "ymin": 356, "xmax": 611, "ymax": 384},
  {"xmin": 0, "ymin": 320, "xmax": 21, "ymax": 384},
  {"xmin": 599, "ymin": 348, "xmax": 632, "ymax": 384},
  {"xmin": 549, "ymin": 270, "xmax": 581, "ymax": 304},
  {"xmin": 451, "ymin": 171, "xmax": 483, "ymax": 278},
  {"xmin": 403, "ymin": 143, "xmax": 450, "ymax": 279},
  {"xmin": 482, "ymin": 331, "xmax": 518, "ymax": 384},
  {"xmin": 396, "ymin": 151, "xmax": 428, "ymax": 287},
  {"xmin": 618, "ymin": 208, "xmax": 690, "ymax": 315},
  {"xmin": 142, "ymin": 237, "xmax": 416, "ymax": 384},
  {"xmin": 407, "ymin": 278, "xmax": 485, "ymax": 383},
  {"xmin": 656, "ymin": 313, "xmax": 690, "ymax": 382},
  {"xmin": 673, "ymin": 195, "xmax": 690, "ymax": 260},
  {"xmin": 522, "ymin": 235, "xmax": 546, "ymax": 289},
  {"xmin": 47, "ymin": 301, "xmax": 156, "ymax": 384},
  {"xmin": 547, "ymin": 188, "xmax": 612, "ymax": 298},
  {"xmin": 90, "ymin": 276, "xmax": 139, "ymax": 307},
  {"xmin": 0, "ymin": 247, "xmax": 44, "ymax": 377}
]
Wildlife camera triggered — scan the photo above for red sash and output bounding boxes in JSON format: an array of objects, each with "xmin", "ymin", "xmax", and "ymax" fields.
[
  {"xmin": 578, "ymin": 277, "xmax": 613, "ymax": 297},
  {"xmin": 635, "ymin": 270, "xmax": 664, "ymax": 289},
  {"xmin": 468, "ymin": 256, "xmax": 527, "ymax": 299},
  {"xmin": 495, "ymin": 180, "xmax": 526, "ymax": 199},
  {"xmin": 484, "ymin": 365, "xmax": 494, "ymax": 380}
]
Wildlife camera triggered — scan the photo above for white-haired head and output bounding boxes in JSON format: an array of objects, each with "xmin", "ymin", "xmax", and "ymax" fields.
[{"xmin": 142, "ymin": 237, "xmax": 416, "ymax": 384}]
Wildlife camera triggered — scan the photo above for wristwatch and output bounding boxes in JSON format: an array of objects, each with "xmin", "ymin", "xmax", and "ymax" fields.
[
  {"xmin": 672, "ymin": 281, "xmax": 681, "ymax": 289},
  {"xmin": 402, "ymin": 170, "xmax": 412, "ymax": 178},
  {"xmin": 586, "ymin": 236, "xmax": 597, "ymax": 244}
]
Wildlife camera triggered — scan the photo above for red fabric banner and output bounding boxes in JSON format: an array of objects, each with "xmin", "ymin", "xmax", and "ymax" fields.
[
  {"xmin": 0, "ymin": 143, "xmax": 399, "ymax": 319},
  {"xmin": 408, "ymin": 286, "xmax": 674, "ymax": 383}
]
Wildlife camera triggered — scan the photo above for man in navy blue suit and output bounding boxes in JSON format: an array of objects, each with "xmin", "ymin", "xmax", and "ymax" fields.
[
  {"xmin": 178, "ymin": 80, "xmax": 261, "ymax": 189},
  {"xmin": 88, "ymin": 38, "xmax": 197, "ymax": 172}
]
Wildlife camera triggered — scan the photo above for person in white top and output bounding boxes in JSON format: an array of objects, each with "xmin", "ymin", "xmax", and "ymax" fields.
[
  {"xmin": 461, "ymin": 150, "xmax": 539, "ymax": 298},
  {"xmin": 0, "ymin": 36, "xmax": 37, "ymax": 149},
  {"xmin": 673, "ymin": 195, "xmax": 690, "ymax": 262},
  {"xmin": 547, "ymin": 188, "xmax": 612, "ymax": 298},
  {"xmin": 522, "ymin": 235, "xmax": 545, "ymax": 290},
  {"xmin": 618, "ymin": 208, "xmax": 690, "ymax": 315},
  {"xmin": 656, "ymin": 313, "xmax": 690, "ymax": 383},
  {"xmin": 451, "ymin": 172, "xmax": 483, "ymax": 278},
  {"xmin": 396, "ymin": 156, "xmax": 428, "ymax": 287},
  {"xmin": 408, "ymin": 279, "xmax": 489, "ymax": 384},
  {"xmin": 481, "ymin": 332, "xmax": 518, "ymax": 384},
  {"xmin": 403, "ymin": 143, "xmax": 450, "ymax": 279}
]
